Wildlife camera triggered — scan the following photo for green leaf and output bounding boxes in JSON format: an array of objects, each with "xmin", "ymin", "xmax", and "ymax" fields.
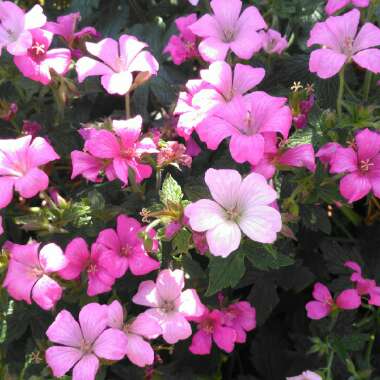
[
  {"xmin": 172, "ymin": 228, "xmax": 191, "ymax": 254},
  {"xmin": 206, "ymin": 253, "xmax": 246, "ymax": 296},
  {"xmin": 160, "ymin": 174, "xmax": 183, "ymax": 206},
  {"xmin": 70, "ymin": 0, "xmax": 100, "ymax": 19},
  {"xmin": 300, "ymin": 205, "xmax": 331, "ymax": 234}
]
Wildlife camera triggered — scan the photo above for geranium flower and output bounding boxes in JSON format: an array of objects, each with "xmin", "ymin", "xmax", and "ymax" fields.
[
  {"xmin": 185, "ymin": 169, "xmax": 282, "ymax": 257},
  {"xmin": 316, "ymin": 142, "xmax": 341, "ymax": 165},
  {"xmin": 46, "ymin": 303, "xmax": 128, "ymax": 380},
  {"xmin": 0, "ymin": 135, "xmax": 59, "ymax": 209},
  {"xmin": 76, "ymin": 34, "xmax": 159, "ymax": 95},
  {"xmin": 307, "ymin": 9, "xmax": 380, "ymax": 78},
  {"xmin": 14, "ymin": 29, "xmax": 71, "ymax": 85},
  {"xmin": 132, "ymin": 269, "xmax": 204, "ymax": 344},
  {"xmin": 287, "ymin": 371, "xmax": 322, "ymax": 380},
  {"xmin": 3, "ymin": 242, "xmax": 67, "ymax": 310},
  {"xmin": 189, "ymin": 308, "xmax": 236, "ymax": 355},
  {"xmin": 107, "ymin": 300, "xmax": 162, "ymax": 367},
  {"xmin": 325, "ymin": 0, "xmax": 370, "ymax": 15},
  {"xmin": 329, "ymin": 128, "xmax": 380, "ymax": 202},
  {"xmin": 95, "ymin": 214, "xmax": 160, "ymax": 278},
  {"xmin": 0, "ymin": 2, "xmax": 46, "ymax": 56},
  {"xmin": 189, "ymin": 0, "xmax": 266, "ymax": 62},
  {"xmin": 259, "ymin": 29, "xmax": 288, "ymax": 55}
]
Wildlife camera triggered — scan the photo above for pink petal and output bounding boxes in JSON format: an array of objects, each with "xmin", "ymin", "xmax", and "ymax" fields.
[
  {"xmin": 132, "ymin": 280, "xmax": 160, "ymax": 307},
  {"xmin": 45, "ymin": 346, "xmax": 82, "ymax": 377},
  {"xmin": 107, "ymin": 300, "xmax": 124, "ymax": 329},
  {"xmin": 211, "ymin": 0, "xmax": 242, "ymax": 30},
  {"xmin": 39, "ymin": 243, "xmax": 67, "ymax": 273},
  {"xmin": 112, "ymin": 157, "xmax": 130, "ymax": 185},
  {"xmin": 0, "ymin": 177, "xmax": 14, "ymax": 208},
  {"xmin": 128, "ymin": 50, "xmax": 159, "ymax": 75},
  {"xmin": 230, "ymin": 31, "xmax": 262, "ymax": 60},
  {"xmin": 32, "ymin": 275, "xmax": 63, "ymax": 310},
  {"xmin": 118, "ymin": 35, "xmax": 147, "ymax": 67},
  {"xmin": 79, "ymin": 303, "xmax": 108, "ymax": 344},
  {"xmin": 156, "ymin": 269, "xmax": 184, "ymax": 302},
  {"xmin": 24, "ymin": 4, "xmax": 47, "ymax": 30},
  {"xmin": 336, "ymin": 289, "xmax": 361, "ymax": 309},
  {"xmin": 233, "ymin": 64, "xmax": 265, "ymax": 94},
  {"xmin": 330, "ymin": 147, "xmax": 358, "ymax": 173},
  {"xmin": 278, "ymin": 144, "xmax": 316, "ymax": 172},
  {"xmin": 85, "ymin": 38, "xmax": 119, "ymax": 70},
  {"xmin": 129, "ymin": 313, "xmax": 161, "ymax": 339},
  {"xmin": 236, "ymin": 5, "xmax": 267, "ymax": 32},
  {"xmin": 306, "ymin": 301, "xmax": 332, "ymax": 319},
  {"xmin": 196, "ymin": 116, "xmax": 234, "ymax": 149},
  {"xmin": 125, "ymin": 333, "xmax": 155, "ymax": 367},
  {"xmin": 113, "ymin": 116, "xmax": 142, "ymax": 148},
  {"xmin": 93, "ymin": 328, "xmax": 128, "ymax": 360},
  {"xmin": 43, "ymin": 48, "xmax": 71, "ymax": 76},
  {"xmin": 206, "ymin": 221, "xmax": 241, "ymax": 257},
  {"xmin": 355, "ymin": 128, "xmax": 380, "ymax": 161},
  {"xmin": 316, "ymin": 142, "xmax": 341, "ymax": 165},
  {"xmin": 14, "ymin": 168, "xmax": 49, "ymax": 199},
  {"xmin": 28, "ymin": 137, "xmax": 60, "ymax": 167},
  {"xmin": 85, "ymin": 130, "xmax": 120, "ymax": 159},
  {"xmin": 251, "ymin": 156, "xmax": 277, "ymax": 179},
  {"xmin": 161, "ymin": 312, "xmax": 192, "ymax": 344},
  {"xmin": 76, "ymin": 56, "xmax": 113, "ymax": 83},
  {"xmin": 101, "ymin": 71, "xmax": 133, "ymax": 95},
  {"xmin": 200, "ymin": 61, "xmax": 232, "ymax": 98},
  {"xmin": 70, "ymin": 151, "xmax": 103, "ymax": 182},
  {"xmin": 352, "ymin": 48, "xmax": 380, "ymax": 74},
  {"xmin": 189, "ymin": 14, "xmax": 221, "ymax": 38},
  {"xmin": 72, "ymin": 354, "xmax": 99, "ymax": 380},
  {"xmin": 325, "ymin": 0, "xmax": 350, "ymax": 15},
  {"xmin": 353, "ymin": 23, "xmax": 380, "ymax": 52},
  {"xmin": 309, "ymin": 48, "xmax": 347, "ymax": 79},
  {"xmin": 129, "ymin": 250, "xmax": 160, "ymax": 276},
  {"xmin": 189, "ymin": 330, "xmax": 212, "ymax": 355},
  {"xmin": 213, "ymin": 325, "xmax": 236, "ymax": 353},
  {"xmin": 198, "ymin": 37, "xmax": 230, "ymax": 62},
  {"xmin": 340, "ymin": 172, "xmax": 371, "ymax": 202},
  {"xmin": 313, "ymin": 283, "xmax": 333, "ymax": 303},
  {"xmin": 229, "ymin": 133, "xmax": 265, "ymax": 165},
  {"xmin": 177, "ymin": 288, "xmax": 205, "ymax": 317}
]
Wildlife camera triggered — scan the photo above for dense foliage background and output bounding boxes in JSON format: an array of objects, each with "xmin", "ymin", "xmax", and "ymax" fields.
[{"xmin": 1, "ymin": 0, "xmax": 380, "ymax": 379}]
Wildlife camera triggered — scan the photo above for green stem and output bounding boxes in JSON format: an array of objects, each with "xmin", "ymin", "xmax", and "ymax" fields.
[
  {"xmin": 363, "ymin": 71, "xmax": 373, "ymax": 102},
  {"xmin": 337, "ymin": 67, "xmax": 345, "ymax": 119},
  {"xmin": 366, "ymin": 335, "xmax": 375, "ymax": 368},
  {"xmin": 125, "ymin": 92, "xmax": 131, "ymax": 119},
  {"xmin": 326, "ymin": 350, "xmax": 335, "ymax": 380}
]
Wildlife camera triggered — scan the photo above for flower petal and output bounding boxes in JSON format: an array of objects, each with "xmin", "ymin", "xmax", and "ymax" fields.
[
  {"xmin": 45, "ymin": 346, "xmax": 82, "ymax": 377},
  {"xmin": 340, "ymin": 172, "xmax": 371, "ymax": 203},
  {"xmin": 93, "ymin": 328, "xmax": 128, "ymax": 360},
  {"xmin": 79, "ymin": 303, "xmax": 108, "ymax": 344},
  {"xmin": 72, "ymin": 354, "xmax": 99, "ymax": 380},
  {"xmin": 206, "ymin": 221, "xmax": 241, "ymax": 257}
]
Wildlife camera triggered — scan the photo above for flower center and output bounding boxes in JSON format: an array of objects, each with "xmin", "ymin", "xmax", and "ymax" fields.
[
  {"xmin": 31, "ymin": 42, "xmax": 46, "ymax": 57},
  {"xmin": 80, "ymin": 340, "xmax": 92, "ymax": 354},
  {"xmin": 342, "ymin": 36, "xmax": 353, "ymax": 56},
  {"xmin": 120, "ymin": 245, "xmax": 132, "ymax": 257},
  {"xmin": 120, "ymin": 147, "xmax": 135, "ymax": 159},
  {"xmin": 360, "ymin": 159, "xmax": 374, "ymax": 172},
  {"xmin": 161, "ymin": 300, "xmax": 176, "ymax": 313},
  {"xmin": 223, "ymin": 29, "xmax": 235, "ymax": 43},
  {"xmin": 200, "ymin": 319, "xmax": 214, "ymax": 334},
  {"xmin": 87, "ymin": 262, "xmax": 98, "ymax": 273},
  {"xmin": 226, "ymin": 207, "xmax": 240, "ymax": 222},
  {"xmin": 31, "ymin": 266, "xmax": 44, "ymax": 277}
]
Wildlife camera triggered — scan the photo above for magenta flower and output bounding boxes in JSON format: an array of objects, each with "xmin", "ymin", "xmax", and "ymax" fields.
[
  {"xmin": 70, "ymin": 150, "xmax": 108, "ymax": 183},
  {"xmin": 58, "ymin": 238, "xmax": 117, "ymax": 297},
  {"xmin": 164, "ymin": 14, "xmax": 199, "ymax": 65},
  {"xmin": 46, "ymin": 303, "xmax": 128, "ymax": 380},
  {"xmin": 192, "ymin": 61, "xmax": 265, "ymax": 114},
  {"xmin": 185, "ymin": 169, "xmax": 282, "ymax": 257},
  {"xmin": 305, "ymin": 282, "xmax": 361, "ymax": 320},
  {"xmin": 0, "ymin": 135, "xmax": 59, "ymax": 209},
  {"xmin": 84, "ymin": 116, "xmax": 157, "ymax": 186},
  {"xmin": 0, "ymin": 216, "xmax": 3, "ymax": 235},
  {"xmin": 307, "ymin": 9, "xmax": 380, "ymax": 78},
  {"xmin": 287, "ymin": 371, "xmax": 322, "ymax": 380},
  {"xmin": 189, "ymin": 308, "xmax": 236, "ymax": 355},
  {"xmin": 329, "ymin": 129, "xmax": 380, "ymax": 203},
  {"xmin": 132, "ymin": 269, "xmax": 204, "ymax": 344},
  {"xmin": 22, "ymin": 120, "xmax": 42, "ymax": 138},
  {"xmin": 259, "ymin": 29, "xmax": 288, "ymax": 55},
  {"xmin": 222, "ymin": 301, "xmax": 256, "ymax": 343},
  {"xmin": 3, "ymin": 242, "xmax": 67, "ymax": 310},
  {"xmin": 14, "ymin": 29, "xmax": 71, "ymax": 85},
  {"xmin": 325, "ymin": 0, "xmax": 370, "ymax": 15},
  {"xmin": 76, "ymin": 34, "xmax": 159, "ymax": 95},
  {"xmin": 189, "ymin": 0, "xmax": 266, "ymax": 62},
  {"xmin": 96, "ymin": 214, "xmax": 160, "ymax": 278},
  {"xmin": 107, "ymin": 300, "xmax": 162, "ymax": 367},
  {"xmin": 0, "ymin": 2, "xmax": 46, "ymax": 56},
  {"xmin": 196, "ymin": 93, "xmax": 292, "ymax": 166},
  {"xmin": 316, "ymin": 142, "xmax": 341, "ymax": 165}
]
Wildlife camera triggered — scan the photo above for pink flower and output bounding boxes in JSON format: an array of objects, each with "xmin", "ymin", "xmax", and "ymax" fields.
[
  {"xmin": 196, "ymin": 93, "xmax": 292, "ymax": 166},
  {"xmin": 259, "ymin": 29, "xmax": 288, "ymax": 54},
  {"xmin": 316, "ymin": 142, "xmax": 341, "ymax": 165},
  {"xmin": 306, "ymin": 283, "xmax": 361, "ymax": 320},
  {"xmin": 46, "ymin": 303, "xmax": 128, "ymax": 380},
  {"xmin": 157, "ymin": 141, "xmax": 192, "ymax": 168},
  {"xmin": 0, "ymin": 216, "xmax": 3, "ymax": 235},
  {"xmin": 0, "ymin": 2, "xmax": 46, "ymax": 56},
  {"xmin": 84, "ymin": 116, "xmax": 157, "ymax": 186},
  {"xmin": 96, "ymin": 214, "xmax": 160, "ymax": 278},
  {"xmin": 186, "ymin": 137, "xmax": 202, "ymax": 157},
  {"xmin": 14, "ymin": 29, "xmax": 71, "ymax": 85},
  {"xmin": 278, "ymin": 144, "xmax": 316, "ymax": 172},
  {"xmin": 189, "ymin": 308, "xmax": 236, "ymax": 355},
  {"xmin": 165, "ymin": 221, "xmax": 182, "ymax": 239},
  {"xmin": 189, "ymin": 0, "xmax": 266, "ymax": 62},
  {"xmin": 192, "ymin": 232, "xmax": 209, "ymax": 255},
  {"xmin": 222, "ymin": 301, "xmax": 256, "ymax": 343},
  {"xmin": 76, "ymin": 34, "xmax": 159, "ymax": 95},
  {"xmin": 185, "ymin": 169, "xmax": 282, "ymax": 257},
  {"xmin": 191, "ymin": 61, "xmax": 265, "ymax": 114},
  {"xmin": 3, "ymin": 242, "xmax": 67, "ymax": 310},
  {"xmin": 325, "ymin": 0, "xmax": 370, "ymax": 15},
  {"xmin": 287, "ymin": 371, "xmax": 322, "ymax": 380},
  {"xmin": 0, "ymin": 135, "xmax": 59, "ymax": 209},
  {"xmin": 188, "ymin": 0, "xmax": 200, "ymax": 5},
  {"xmin": 307, "ymin": 9, "xmax": 380, "ymax": 78},
  {"xmin": 22, "ymin": 120, "xmax": 42, "ymax": 138},
  {"xmin": 132, "ymin": 269, "xmax": 204, "ymax": 344},
  {"xmin": 329, "ymin": 128, "xmax": 380, "ymax": 202},
  {"xmin": 107, "ymin": 300, "xmax": 161, "ymax": 367},
  {"xmin": 58, "ymin": 238, "xmax": 117, "ymax": 297},
  {"xmin": 70, "ymin": 151, "xmax": 109, "ymax": 183},
  {"xmin": 164, "ymin": 14, "xmax": 199, "ymax": 65}
]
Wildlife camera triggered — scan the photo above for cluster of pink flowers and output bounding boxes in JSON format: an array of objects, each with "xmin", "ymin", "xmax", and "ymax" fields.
[{"xmin": 306, "ymin": 260, "xmax": 380, "ymax": 320}]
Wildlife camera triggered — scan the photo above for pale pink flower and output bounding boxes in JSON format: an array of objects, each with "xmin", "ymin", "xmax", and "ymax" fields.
[
  {"xmin": 259, "ymin": 29, "xmax": 288, "ymax": 54},
  {"xmin": 0, "ymin": 2, "xmax": 46, "ymax": 56},
  {"xmin": 189, "ymin": 0, "xmax": 266, "ymax": 62},
  {"xmin": 3, "ymin": 242, "xmax": 67, "ymax": 310},
  {"xmin": 84, "ymin": 116, "xmax": 157, "ymax": 186},
  {"xmin": 46, "ymin": 303, "xmax": 127, "ymax": 380},
  {"xmin": 0, "ymin": 135, "xmax": 60, "ymax": 209},
  {"xmin": 107, "ymin": 300, "xmax": 161, "ymax": 367},
  {"xmin": 287, "ymin": 370, "xmax": 322, "ymax": 380},
  {"xmin": 308, "ymin": 9, "xmax": 380, "ymax": 78},
  {"xmin": 185, "ymin": 169, "xmax": 282, "ymax": 257},
  {"xmin": 96, "ymin": 214, "xmax": 160, "ymax": 278},
  {"xmin": 188, "ymin": 0, "xmax": 200, "ymax": 5},
  {"xmin": 325, "ymin": 0, "xmax": 370, "ymax": 15},
  {"xmin": 222, "ymin": 301, "xmax": 256, "ymax": 343},
  {"xmin": 132, "ymin": 269, "xmax": 204, "ymax": 344},
  {"xmin": 196, "ymin": 93, "xmax": 292, "ymax": 166},
  {"xmin": 190, "ymin": 308, "xmax": 236, "ymax": 355},
  {"xmin": 306, "ymin": 282, "xmax": 361, "ymax": 320},
  {"xmin": 76, "ymin": 34, "xmax": 159, "ymax": 95},
  {"xmin": 329, "ymin": 128, "xmax": 380, "ymax": 202},
  {"xmin": 164, "ymin": 14, "xmax": 199, "ymax": 65},
  {"xmin": 191, "ymin": 61, "xmax": 265, "ymax": 114},
  {"xmin": 316, "ymin": 142, "xmax": 341, "ymax": 165},
  {"xmin": 14, "ymin": 29, "xmax": 71, "ymax": 85},
  {"xmin": 58, "ymin": 238, "xmax": 118, "ymax": 297}
]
